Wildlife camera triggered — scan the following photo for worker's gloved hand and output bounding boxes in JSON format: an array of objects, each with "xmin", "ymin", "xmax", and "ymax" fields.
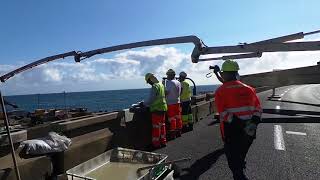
[
  {"xmin": 251, "ymin": 115, "xmax": 261, "ymax": 125},
  {"xmin": 139, "ymin": 101, "xmax": 144, "ymax": 107},
  {"xmin": 213, "ymin": 65, "xmax": 220, "ymax": 73},
  {"xmin": 244, "ymin": 123, "xmax": 257, "ymax": 138}
]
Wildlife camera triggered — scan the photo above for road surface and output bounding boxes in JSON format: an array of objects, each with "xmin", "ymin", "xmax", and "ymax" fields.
[{"xmin": 156, "ymin": 84, "xmax": 320, "ymax": 180}]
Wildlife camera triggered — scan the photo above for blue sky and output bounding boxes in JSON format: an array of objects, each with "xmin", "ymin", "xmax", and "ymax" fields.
[{"xmin": 1, "ymin": 0, "xmax": 320, "ymax": 95}]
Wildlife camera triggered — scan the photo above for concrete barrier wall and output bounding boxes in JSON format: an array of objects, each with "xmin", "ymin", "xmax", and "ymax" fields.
[
  {"xmin": 54, "ymin": 112, "xmax": 120, "ymax": 138},
  {"xmin": 27, "ymin": 123, "xmax": 55, "ymax": 139},
  {"xmin": 192, "ymin": 100, "xmax": 214, "ymax": 122},
  {"xmin": 0, "ymin": 130, "xmax": 27, "ymax": 146},
  {"xmin": 54, "ymin": 112, "xmax": 118, "ymax": 133},
  {"xmin": 0, "ymin": 147, "xmax": 52, "ymax": 180},
  {"xmin": 52, "ymin": 128, "xmax": 113, "ymax": 176}
]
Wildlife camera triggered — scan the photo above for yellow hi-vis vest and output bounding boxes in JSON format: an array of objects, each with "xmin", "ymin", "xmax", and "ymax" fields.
[
  {"xmin": 181, "ymin": 81, "xmax": 191, "ymax": 102},
  {"xmin": 150, "ymin": 83, "xmax": 168, "ymax": 112}
]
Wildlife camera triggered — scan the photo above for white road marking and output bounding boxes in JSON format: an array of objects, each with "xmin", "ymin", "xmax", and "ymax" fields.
[
  {"xmin": 286, "ymin": 131, "xmax": 307, "ymax": 136},
  {"xmin": 274, "ymin": 125, "xmax": 286, "ymax": 151},
  {"xmin": 280, "ymin": 88, "xmax": 292, "ymax": 97},
  {"xmin": 276, "ymin": 105, "xmax": 281, "ymax": 109}
]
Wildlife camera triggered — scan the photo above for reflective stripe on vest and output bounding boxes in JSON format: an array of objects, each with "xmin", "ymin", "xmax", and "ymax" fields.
[
  {"xmin": 152, "ymin": 137, "xmax": 160, "ymax": 142},
  {"xmin": 150, "ymin": 83, "xmax": 168, "ymax": 112},
  {"xmin": 180, "ymin": 81, "xmax": 191, "ymax": 101},
  {"xmin": 152, "ymin": 124, "xmax": 160, "ymax": 128},
  {"xmin": 220, "ymin": 105, "xmax": 262, "ymax": 123}
]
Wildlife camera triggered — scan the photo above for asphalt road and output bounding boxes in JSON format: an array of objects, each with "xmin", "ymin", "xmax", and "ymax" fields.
[{"xmin": 156, "ymin": 84, "xmax": 320, "ymax": 180}]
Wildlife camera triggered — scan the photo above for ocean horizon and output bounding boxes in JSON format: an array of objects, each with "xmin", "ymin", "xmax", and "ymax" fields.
[{"xmin": 4, "ymin": 84, "xmax": 219, "ymax": 112}]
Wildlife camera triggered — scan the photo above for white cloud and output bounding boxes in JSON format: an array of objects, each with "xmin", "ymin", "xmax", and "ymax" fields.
[
  {"xmin": 1, "ymin": 45, "xmax": 320, "ymax": 95},
  {"xmin": 43, "ymin": 68, "xmax": 62, "ymax": 82}
]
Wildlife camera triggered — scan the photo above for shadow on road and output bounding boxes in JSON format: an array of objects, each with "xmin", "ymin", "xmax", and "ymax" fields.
[
  {"xmin": 267, "ymin": 99, "xmax": 320, "ymax": 107},
  {"xmin": 208, "ymin": 120, "xmax": 220, "ymax": 126},
  {"xmin": 263, "ymin": 108, "xmax": 320, "ymax": 116},
  {"xmin": 262, "ymin": 109, "xmax": 320, "ymax": 123},
  {"xmin": 179, "ymin": 148, "xmax": 224, "ymax": 180}
]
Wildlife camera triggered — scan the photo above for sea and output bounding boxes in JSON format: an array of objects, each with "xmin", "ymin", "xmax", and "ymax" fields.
[{"xmin": 4, "ymin": 85, "xmax": 219, "ymax": 113}]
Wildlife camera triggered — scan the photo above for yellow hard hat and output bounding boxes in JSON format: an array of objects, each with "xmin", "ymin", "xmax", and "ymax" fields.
[
  {"xmin": 166, "ymin": 69, "xmax": 176, "ymax": 75},
  {"xmin": 145, "ymin": 73, "xmax": 153, "ymax": 82},
  {"xmin": 179, "ymin": 71, "xmax": 187, "ymax": 77},
  {"xmin": 145, "ymin": 73, "xmax": 159, "ymax": 83},
  {"xmin": 221, "ymin": 60, "xmax": 240, "ymax": 72}
]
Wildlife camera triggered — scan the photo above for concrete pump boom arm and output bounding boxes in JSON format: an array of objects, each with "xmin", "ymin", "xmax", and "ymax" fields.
[
  {"xmin": 76, "ymin": 35, "xmax": 206, "ymax": 62},
  {"xmin": 203, "ymin": 41, "xmax": 320, "ymax": 54},
  {"xmin": 195, "ymin": 40, "xmax": 320, "ymax": 63},
  {"xmin": 0, "ymin": 36, "xmax": 205, "ymax": 82},
  {"xmin": 197, "ymin": 29, "xmax": 320, "ymax": 62},
  {"xmin": 1, "ymin": 30, "xmax": 320, "ymax": 82}
]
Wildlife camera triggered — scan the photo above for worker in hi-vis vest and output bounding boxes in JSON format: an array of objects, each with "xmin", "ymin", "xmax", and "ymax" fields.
[
  {"xmin": 214, "ymin": 60, "xmax": 262, "ymax": 180},
  {"xmin": 165, "ymin": 69, "xmax": 182, "ymax": 139},
  {"xmin": 143, "ymin": 73, "xmax": 168, "ymax": 149},
  {"xmin": 178, "ymin": 71, "xmax": 194, "ymax": 131}
]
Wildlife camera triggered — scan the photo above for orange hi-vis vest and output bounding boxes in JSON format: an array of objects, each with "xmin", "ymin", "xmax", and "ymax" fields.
[{"xmin": 214, "ymin": 80, "xmax": 262, "ymax": 140}]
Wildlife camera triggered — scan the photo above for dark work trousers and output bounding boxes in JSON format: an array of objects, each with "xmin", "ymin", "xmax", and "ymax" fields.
[
  {"xmin": 181, "ymin": 101, "xmax": 193, "ymax": 125},
  {"xmin": 224, "ymin": 121, "xmax": 255, "ymax": 180}
]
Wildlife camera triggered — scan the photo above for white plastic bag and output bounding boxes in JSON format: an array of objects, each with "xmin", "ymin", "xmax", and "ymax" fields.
[
  {"xmin": 20, "ymin": 132, "xmax": 71, "ymax": 155},
  {"xmin": 21, "ymin": 139, "xmax": 52, "ymax": 155},
  {"xmin": 46, "ymin": 132, "xmax": 72, "ymax": 152}
]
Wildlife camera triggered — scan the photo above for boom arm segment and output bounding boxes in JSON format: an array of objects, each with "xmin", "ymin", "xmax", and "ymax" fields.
[
  {"xmin": 203, "ymin": 41, "xmax": 320, "ymax": 54},
  {"xmin": 0, "ymin": 51, "xmax": 77, "ymax": 82},
  {"xmin": 199, "ymin": 52, "xmax": 262, "ymax": 62},
  {"xmin": 77, "ymin": 35, "xmax": 206, "ymax": 62},
  {"xmin": 197, "ymin": 30, "xmax": 320, "ymax": 62}
]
